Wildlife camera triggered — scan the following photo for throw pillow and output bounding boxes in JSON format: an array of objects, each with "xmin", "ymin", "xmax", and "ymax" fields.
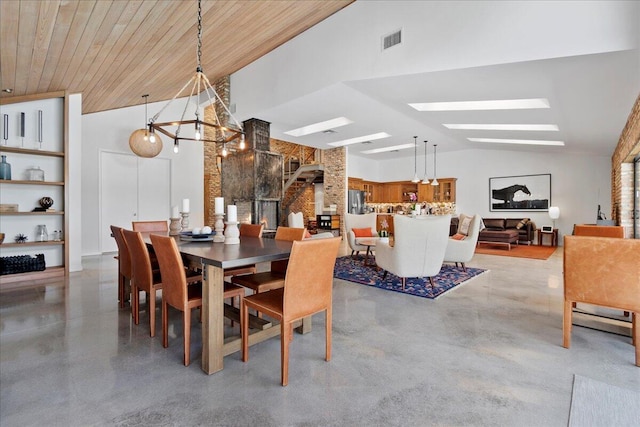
[
  {"xmin": 352, "ymin": 227, "xmax": 373, "ymax": 237},
  {"xmin": 515, "ymin": 218, "xmax": 530, "ymax": 230},
  {"xmin": 452, "ymin": 233, "xmax": 466, "ymax": 240},
  {"xmin": 459, "ymin": 215, "xmax": 473, "ymax": 236}
]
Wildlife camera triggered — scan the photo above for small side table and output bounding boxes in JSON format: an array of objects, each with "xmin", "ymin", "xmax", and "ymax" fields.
[{"xmin": 538, "ymin": 228, "xmax": 558, "ymax": 246}]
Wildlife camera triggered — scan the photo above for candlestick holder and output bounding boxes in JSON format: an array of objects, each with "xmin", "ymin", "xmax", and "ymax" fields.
[
  {"xmin": 180, "ymin": 212, "xmax": 190, "ymax": 231},
  {"xmin": 224, "ymin": 221, "xmax": 240, "ymax": 245},
  {"xmin": 213, "ymin": 213, "xmax": 225, "ymax": 243},
  {"xmin": 169, "ymin": 217, "xmax": 181, "ymax": 235}
]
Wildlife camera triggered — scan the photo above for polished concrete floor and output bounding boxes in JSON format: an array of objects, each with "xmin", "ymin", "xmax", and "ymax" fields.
[{"xmin": 1, "ymin": 242, "xmax": 639, "ymax": 426}]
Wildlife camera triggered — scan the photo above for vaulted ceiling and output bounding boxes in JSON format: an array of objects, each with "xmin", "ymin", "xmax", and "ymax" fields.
[{"xmin": 0, "ymin": 0, "xmax": 353, "ymax": 114}]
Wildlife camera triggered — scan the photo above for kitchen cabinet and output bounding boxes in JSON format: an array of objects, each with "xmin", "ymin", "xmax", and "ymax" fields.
[
  {"xmin": 417, "ymin": 182, "xmax": 432, "ymax": 202},
  {"xmin": 348, "ymin": 177, "xmax": 364, "ymax": 191},
  {"xmin": 362, "ymin": 181, "xmax": 375, "ymax": 203},
  {"xmin": 385, "ymin": 183, "xmax": 404, "ymax": 203},
  {"xmin": 0, "ymin": 91, "xmax": 69, "ymax": 286},
  {"xmin": 432, "ymin": 178, "xmax": 456, "ymax": 202}
]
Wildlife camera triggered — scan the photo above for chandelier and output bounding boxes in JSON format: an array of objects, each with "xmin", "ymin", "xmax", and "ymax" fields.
[{"xmin": 129, "ymin": 0, "xmax": 245, "ymax": 158}]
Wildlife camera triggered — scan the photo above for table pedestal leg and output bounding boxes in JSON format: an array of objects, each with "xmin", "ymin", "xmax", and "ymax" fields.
[{"xmin": 202, "ymin": 264, "xmax": 224, "ymax": 375}]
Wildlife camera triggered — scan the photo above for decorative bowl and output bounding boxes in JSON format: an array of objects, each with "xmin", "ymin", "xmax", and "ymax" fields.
[
  {"xmin": 0, "ymin": 232, "xmax": 5, "ymax": 244},
  {"xmin": 39, "ymin": 197, "xmax": 54, "ymax": 209}
]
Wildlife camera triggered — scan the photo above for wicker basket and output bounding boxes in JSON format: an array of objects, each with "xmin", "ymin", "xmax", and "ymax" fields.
[{"xmin": 0, "ymin": 254, "xmax": 46, "ymax": 275}]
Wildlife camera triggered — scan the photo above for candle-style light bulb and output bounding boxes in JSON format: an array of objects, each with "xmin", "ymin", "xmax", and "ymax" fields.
[
  {"xmin": 222, "ymin": 144, "xmax": 228, "ymax": 157},
  {"xmin": 173, "ymin": 140, "xmax": 179, "ymax": 153},
  {"xmin": 194, "ymin": 121, "xmax": 201, "ymax": 140},
  {"xmin": 239, "ymin": 135, "xmax": 246, "ymax": 150}
]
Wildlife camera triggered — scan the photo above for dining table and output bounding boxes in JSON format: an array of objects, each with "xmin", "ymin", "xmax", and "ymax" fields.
[{"xmin": 143, "ymin": 233, "xmax": 311, "ymax": 374}]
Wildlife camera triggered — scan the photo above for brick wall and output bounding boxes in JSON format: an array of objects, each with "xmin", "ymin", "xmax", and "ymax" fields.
[
  {"xmin": 203, "ymin": 77, "xmax": 229, "ymax": 226},
  {"xmin": 270, "ymin": 138, "xmax": 318, "ymax": 225},
  {"xmin": 611, "ymin": 94, "xmax": 640, "ymax": 237},
  {"xmin": 322, "ymin": 147, "xmax": 347, "ymax": 235}
]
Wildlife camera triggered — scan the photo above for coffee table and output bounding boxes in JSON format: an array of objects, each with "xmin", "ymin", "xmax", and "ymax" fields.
[{"xmin": 355, "ymin": 237, "xmax": 378, "ymax": 265}]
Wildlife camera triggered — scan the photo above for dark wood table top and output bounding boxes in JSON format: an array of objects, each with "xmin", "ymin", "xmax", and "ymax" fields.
[{"xmin": 144, "ymin": 233, "xmax": 293, "ymax": 269}]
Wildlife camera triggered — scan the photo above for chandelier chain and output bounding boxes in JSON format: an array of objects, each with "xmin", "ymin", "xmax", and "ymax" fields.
[{"xmin": 197, "ymin": 0, "xmax": 203, "ymax": 70}]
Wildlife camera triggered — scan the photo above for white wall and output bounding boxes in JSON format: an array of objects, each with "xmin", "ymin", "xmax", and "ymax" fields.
[
  {"xmin": 67, "ymin": 94, "xmax": 83, "ymax": 271},
  {"xmin": 81, "ymin": 100, "xmax": 204, "ymax": 255},
  {"xmin": 348, "ymin": 148, "xmax": 611, "ymax": 241}
]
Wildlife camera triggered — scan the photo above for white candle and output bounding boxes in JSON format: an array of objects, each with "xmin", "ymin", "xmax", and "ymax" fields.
[
  {"xmin": 182, "ymin": 198, "xmax": 190, "ymax": 213},
  {"xmin": 215, "ymin": 197, "xmax": 224, "ymax": 214},
  {"xmin": 227, "ymin": 205, "xmax": 237, "ymax": 222},
  {"xmin": 171, "ymin": 205, "xmax": 179, "ymax": 218}
]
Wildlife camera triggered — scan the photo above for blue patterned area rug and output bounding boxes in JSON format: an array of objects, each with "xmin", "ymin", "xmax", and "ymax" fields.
[{"xmin": 333, "ymin": 255, "xmax": 488, "ymax": 300}]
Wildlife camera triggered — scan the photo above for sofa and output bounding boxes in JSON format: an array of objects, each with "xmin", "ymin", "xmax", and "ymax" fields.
[{"xmin": 478, "ymin": 218, "xmax": 536, "ymax": 246}]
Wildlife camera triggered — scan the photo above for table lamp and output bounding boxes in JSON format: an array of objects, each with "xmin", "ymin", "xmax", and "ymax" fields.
[{"xmin": 549, "ymin": 206, "xmax": 560, "ymax": 229}]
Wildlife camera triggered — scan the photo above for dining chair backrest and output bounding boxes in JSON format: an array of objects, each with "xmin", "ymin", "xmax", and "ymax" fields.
[
  {"xmin": 110, "ymin": 225, "xmax": 131, "ymax": 277},
  {"xmin": 150, "ymin": 234, "xmax": 187, "ymax": 309},
  {"xmin": 274, "ymin": 226, "xmax": 306, "ymax": 242},
  {"xmin": 283, "ymin": 237, "xmax": 341, "ymax": 321},
  {"xmin": 132, "ymin": 220, "xmax": 168, "ymax": 232},
  {"xmin": 122, "ymin": 229, "xmax": 155, "ymax": 293},
  {"xmin": 240, "ymin": 223, "xmax": 264, "ymax": 237},
  {"xmin": 271, "ymin": 226, "xmax": 307, "ymax": 273}
]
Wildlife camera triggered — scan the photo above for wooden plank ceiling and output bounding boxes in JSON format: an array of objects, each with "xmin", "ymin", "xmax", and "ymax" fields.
[{"xmin": 0, "ymin": 0, "xmax": 353, "ymax": 114}]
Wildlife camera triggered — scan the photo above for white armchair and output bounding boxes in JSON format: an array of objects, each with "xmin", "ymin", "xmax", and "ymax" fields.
[
  {"xmin": 375, "ymin": 214, "xmax": 451, "ymax": 290},
  {"xmin": 444, "ymin": 214, "xmax": 481, "ymax": 271},
  {"xmin": 345, "ymin": 213, "xmax": 379, "ymax": 257},
  {"xmin": 288, "ymin": 212, "xmax": 334, "ymax": 239}
]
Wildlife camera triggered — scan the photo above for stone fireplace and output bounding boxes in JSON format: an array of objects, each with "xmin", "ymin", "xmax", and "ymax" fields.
[{"xmin": 221, "ymin": 118, "xmax": 283, "ymax": 233}]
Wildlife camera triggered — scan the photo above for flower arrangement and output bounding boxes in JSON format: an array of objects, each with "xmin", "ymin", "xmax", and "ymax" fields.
[{"xmin": 380, "ymin": 218, "xmax": 389, "ymax": 237}]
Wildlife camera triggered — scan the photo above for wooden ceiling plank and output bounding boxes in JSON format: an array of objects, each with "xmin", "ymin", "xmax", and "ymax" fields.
[
  {"xmin": 37, "ymin": 0, "xmax": 80, "ymax": 93},
  {"xmin": 88, "ymin": 1, "xmax": 197, "ymax": 113},
  {"xmin": 49, "ymin": 0, "xmax": 97, "ymax": 91},
  {"xmin": 86, "ymin": 1, "xmax": 192, "ymax": 112},
  {"xmin": 69, "ymin": 0, "xmax": 133, "ymax": 97},
  {"xmin": 13, "ymin": 0, "xmax": 40, "ymax": 96},
  {"xmin": 0, "ymin": 0, "xmax": 20, "ymax": 95},
  {"xmin": 27, "ymin": 0, "xmax": 62, "ymax": 94},
  {"xmin": 57, "ymin": 0, "xmax": 116, "ymax": 94},
  {"xmin": 78, "ymin": 0, "xmax": 150, "ymax": 109},
  {"xmin": 2, "ymin": 0, "xmax": 352, "ymax": 112}
]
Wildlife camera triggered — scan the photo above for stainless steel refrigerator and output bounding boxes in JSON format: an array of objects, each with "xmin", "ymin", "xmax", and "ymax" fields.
[{"xmin": 348, "ymin": 190, "xmax": 366, "ymax": 214}]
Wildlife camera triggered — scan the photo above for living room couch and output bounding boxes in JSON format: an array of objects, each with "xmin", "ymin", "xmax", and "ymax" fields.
[{"xmin": 479, "ymin": 218, "xmax": 536, "ymax": 245}]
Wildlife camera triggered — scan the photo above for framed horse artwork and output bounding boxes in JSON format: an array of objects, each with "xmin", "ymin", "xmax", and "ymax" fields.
[{"xmin": 489, "ymin": 174, "xmax": 551, "ymax": 211}]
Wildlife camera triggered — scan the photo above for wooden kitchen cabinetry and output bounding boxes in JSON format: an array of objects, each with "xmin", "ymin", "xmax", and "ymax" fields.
[
  {"xmin": 348, "ymin": 177, "xmax": 364, "ymax": 191},
  {"xmin": 432, "ymin": 178, "xmax": 456, "ymax": 202},
  {"xmin": 362, "ymin": 181, "xmax": 375, "ymax": 203}
]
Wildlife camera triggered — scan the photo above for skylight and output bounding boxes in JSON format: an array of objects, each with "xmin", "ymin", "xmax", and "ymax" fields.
[
  {"xmin": 327, "ymin": 132, "xmax": 391, "ymax": 147},
  {"xmin": 468, "ymin": 138, "xmax": 564, "ymax": 146},
  {"xmin": 443, "ymin": 124, "xmax": 559, "ymax": 131},
  {"xmin": 361, "ymin": 143, "xmax": 414, "ymax": 154},
  {"xmin": 284, "ymin": 117, "xmax": 353, "ymax": 137},
  {"xmin": 409, "ymin": 98, "xmax": 550, "ymax": 111}
]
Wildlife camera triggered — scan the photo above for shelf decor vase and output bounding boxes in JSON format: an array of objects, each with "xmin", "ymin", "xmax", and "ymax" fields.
[{"xmin": 0, "ymin": 155, "xmax": 11, "ymax": 180}]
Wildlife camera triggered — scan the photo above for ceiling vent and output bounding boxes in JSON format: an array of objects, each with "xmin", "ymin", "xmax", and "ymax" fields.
[{"xmin": 382, "ymin": 29, "xmax": 402, "ymax": 50}]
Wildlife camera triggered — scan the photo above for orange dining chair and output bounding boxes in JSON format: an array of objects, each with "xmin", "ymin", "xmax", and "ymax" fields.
[
  {"xmin": 241, "ymin": 237, "xmax": 341, "ymax": 385},
  {"xmin": 132, "ymin": 220, "xmax": 169, "ymax": 232},
  {"xmin": 231, "ymin": 226, "xmax": 306, "ymax": 295},
  {"xmin": 123, "ymin": 229, "xmax": 201, "ymax": 337},
  {"xmin": 111, "ymin": 226, "xmax": 132, "ymax": 308},
  {"xmin": 150, "ymin": 234, "xmax": 245, "ymax": 366}
]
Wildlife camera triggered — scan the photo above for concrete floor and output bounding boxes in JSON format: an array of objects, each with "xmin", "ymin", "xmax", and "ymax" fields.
[{"xmin": 1, "ymin": 241, "xmax": 639, "ymax": 426}]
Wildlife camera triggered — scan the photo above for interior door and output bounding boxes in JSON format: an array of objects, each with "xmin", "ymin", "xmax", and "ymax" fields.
[
  {"xmin": 100, "ymin": 152, "xmax": 138, "ymax": 253},
  {"xmin": 100, "ymin": 152, "xmax": 171, "ymax": 253},
  {"xmin": 137, "ymin": 157, "xmax": 171, "ymax": 221}
]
